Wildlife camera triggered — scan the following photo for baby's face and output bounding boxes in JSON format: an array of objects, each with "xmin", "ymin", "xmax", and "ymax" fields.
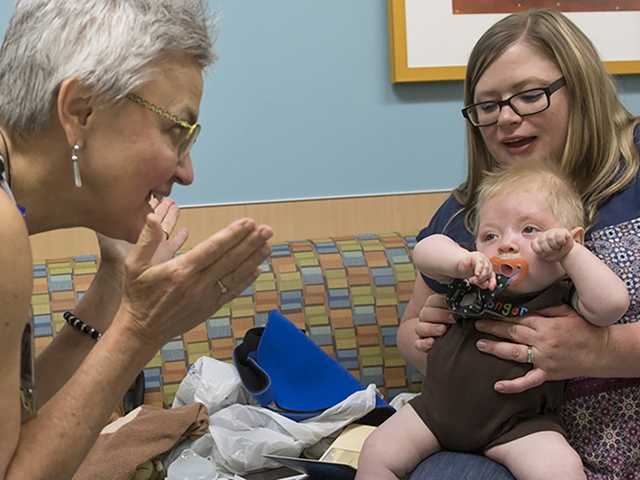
[{"xmin": 476, "ymin": 190, "xmax": 565, "ymax": 293}]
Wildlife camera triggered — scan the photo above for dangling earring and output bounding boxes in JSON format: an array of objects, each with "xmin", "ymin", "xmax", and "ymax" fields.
[{"xmin": 71, "ymin": 143, "xmax": 82, "ymax": 188}]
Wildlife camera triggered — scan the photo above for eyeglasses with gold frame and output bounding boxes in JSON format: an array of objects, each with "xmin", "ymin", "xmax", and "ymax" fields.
[{"xmin": 126, "ymin": 93, "xmax": 201, "ymax": 158}]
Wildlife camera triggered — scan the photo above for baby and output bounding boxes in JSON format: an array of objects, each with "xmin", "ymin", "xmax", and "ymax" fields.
[{"xmin": 357, "ymin": 162, "xmax": 629, "ymax": 480}]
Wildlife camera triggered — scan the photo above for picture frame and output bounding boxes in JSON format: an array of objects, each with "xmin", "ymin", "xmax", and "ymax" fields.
[{"xmin": 388, "ymin": 0, "xmax": 640, "ymax": 83}]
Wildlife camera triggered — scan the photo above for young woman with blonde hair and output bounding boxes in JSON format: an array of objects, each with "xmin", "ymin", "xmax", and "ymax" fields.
[{"xmin": 398, "ymin": 9, "xmax": 640, "ymax": 479}]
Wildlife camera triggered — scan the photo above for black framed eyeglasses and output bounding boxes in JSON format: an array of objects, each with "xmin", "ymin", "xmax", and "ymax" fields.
[
  {"xmin": 462, "ymin": 77, "xmax": 566, "ymax": 127},
  {"xmin": 126, "ymin": 93, "xmax": 201, "ymax": 158}
]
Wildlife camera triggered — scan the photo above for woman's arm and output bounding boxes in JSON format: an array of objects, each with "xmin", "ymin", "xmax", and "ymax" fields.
[
  {"xmin": 397, "ymin": 277, "xmax": 432, "ymax": 374},
  {"xmin": 5, "ymin": 215, "xmax": 272, "ymax": 479},
  {"xmin": 397, "ymin": 276, "xmax": 454, "ymax": 375},
  {"xmin": 33, "ymin": 257, "xmax": 125, "ymax": 406},
  {"xmin": 0, "ymin": 196, "xmax": 34, "ymax": 478},
  {"xmin": 35, "ymin": 198, "xmax": 180, "ymax": 405},
  {"xmin": 9, "ymin": 318, "xmax": 157, "ymax": 479},
  {"xmin": 0, "ymin": 205, "xmax": 144, "ymax": 480}
]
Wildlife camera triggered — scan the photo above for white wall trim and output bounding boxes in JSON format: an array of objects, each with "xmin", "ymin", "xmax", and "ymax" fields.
[{"xmin": 180, "ymin": 188, "xmax": 453, "ymax": 209}]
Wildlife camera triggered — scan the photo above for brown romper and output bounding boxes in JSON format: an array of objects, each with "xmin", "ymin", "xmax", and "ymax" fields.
[{"xmin": 409, "ymin": 280, "xmax": 572, "ymax": 452}]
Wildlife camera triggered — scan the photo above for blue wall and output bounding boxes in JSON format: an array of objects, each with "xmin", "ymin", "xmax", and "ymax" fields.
[{"xmin": 1, "ymin": 1, "xmax": 640, "ymax": 206}]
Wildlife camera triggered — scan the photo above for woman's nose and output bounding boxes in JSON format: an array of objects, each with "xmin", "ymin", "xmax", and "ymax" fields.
[
  {"xmin": 174, "ymin": 153, "xmax": 194, "ymax": 186},
  {"xmin": 496, "ymin": 104, "xmax": 522, "ymax": 127}
]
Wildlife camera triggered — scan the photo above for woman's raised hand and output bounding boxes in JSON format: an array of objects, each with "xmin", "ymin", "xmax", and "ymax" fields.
[
  {"xmin": 118, "ymin": 213, "xmax": 272, "ymax": 348},
  {"xmin": 96, "ymin": 197, "xmax": 185, "ymax": 268}
]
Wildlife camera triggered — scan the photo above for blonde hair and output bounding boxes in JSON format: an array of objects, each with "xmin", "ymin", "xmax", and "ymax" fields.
[
  {"xmin": 474, "ymin": 160, "xmax": 585, "ymax": 234},
  {"xmin": 458, "ymin": 9, "xmax": 638, "ymax": 229}
]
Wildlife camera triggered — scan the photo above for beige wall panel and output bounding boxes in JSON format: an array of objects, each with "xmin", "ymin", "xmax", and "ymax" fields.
[{"xmin": 29, "ymin": 191, "xmax": 451, "ymax": 261}]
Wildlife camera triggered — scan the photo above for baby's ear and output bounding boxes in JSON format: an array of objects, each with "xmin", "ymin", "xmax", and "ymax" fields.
[{"xmin": 570, "ymin": 227, "xmax": 585, "ymax": 245}]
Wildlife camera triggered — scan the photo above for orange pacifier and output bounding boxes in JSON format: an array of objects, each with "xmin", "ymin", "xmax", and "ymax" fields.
[{"xmin": 490, "ymin": 256, "xmax": 529, "ymax": 286}]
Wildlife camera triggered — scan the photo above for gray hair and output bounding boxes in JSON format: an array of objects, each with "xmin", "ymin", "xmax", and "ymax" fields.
[{"xmin": 0, "ymin": 0, "xmax": 217, "ymax": 138}]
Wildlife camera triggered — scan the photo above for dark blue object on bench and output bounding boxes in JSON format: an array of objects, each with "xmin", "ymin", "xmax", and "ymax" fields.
[{"xmin": 233, "ymin": 309, "xmax": 394, "ymax": 423}]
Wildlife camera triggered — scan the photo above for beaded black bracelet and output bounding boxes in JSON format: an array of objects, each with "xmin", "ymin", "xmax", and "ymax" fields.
[{"xmin": 63, "ymin": 311, "xmax": 102, "ymax": 341}]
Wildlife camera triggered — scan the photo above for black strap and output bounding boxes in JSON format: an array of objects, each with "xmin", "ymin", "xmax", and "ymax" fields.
[
  {"xmin": 233, "ymin": 327, "xmax": 269, "ymax": 393},
  {"xmin": 233, "ymin": 327, "xmax": 264, "ymax": 366},
  {"xmin": 122, "ymin": 372, "xmax": 145, "ymax": 414}
]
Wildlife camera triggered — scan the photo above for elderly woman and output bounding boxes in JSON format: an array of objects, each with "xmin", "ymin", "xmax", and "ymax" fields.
[{"xmin": 0, "ymin": 1, "xmax": 272, "ymax": 478}]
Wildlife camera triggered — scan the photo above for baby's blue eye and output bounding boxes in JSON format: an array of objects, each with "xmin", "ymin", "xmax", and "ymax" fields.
[{"xmin": 523, "ymin": 225, "xmax": 540, "ymax": 234}]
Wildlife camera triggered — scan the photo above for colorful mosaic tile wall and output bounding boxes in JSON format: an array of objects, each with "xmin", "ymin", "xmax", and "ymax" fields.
[{"xmin": 31, "ymin": 233, "xmax": 425, "ymax": 407}]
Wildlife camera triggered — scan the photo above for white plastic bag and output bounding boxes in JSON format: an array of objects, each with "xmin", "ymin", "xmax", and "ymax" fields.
[
  {"xmin": 208, "ymin": 385, "xmax": 378, "ymax": 473},
  {"xmin": 172, "ymin": 357, "xmax": 249, "ymax": 414},
  {"xmin": 170, "ymin": 356, "xmax": 380, "ymax": 475}
]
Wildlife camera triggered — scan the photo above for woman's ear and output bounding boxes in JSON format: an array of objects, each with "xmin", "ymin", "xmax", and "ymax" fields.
[
  {"xmin": 571, "ymin": 226, "xmax": 585, "ymax": 245},
  {"xmin": 56, "ymin": 77, "xmax": 94, "ymax": 146}
]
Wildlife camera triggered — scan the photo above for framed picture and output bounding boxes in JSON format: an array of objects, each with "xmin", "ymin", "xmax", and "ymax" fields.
[{"xmin": 388, "ymin": 0, "xmax": 640, "ymax": 83}]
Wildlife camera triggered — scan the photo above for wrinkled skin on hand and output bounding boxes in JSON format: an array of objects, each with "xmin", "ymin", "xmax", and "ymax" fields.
[{"xmin": 119, "ymin": 213, "xmax": 272, "ymax": 349}]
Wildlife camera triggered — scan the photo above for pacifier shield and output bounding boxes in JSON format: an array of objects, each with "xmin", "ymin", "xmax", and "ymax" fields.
[{"xmin": 490, "ymin": 257, "xmax": 529, "ymax": 285}]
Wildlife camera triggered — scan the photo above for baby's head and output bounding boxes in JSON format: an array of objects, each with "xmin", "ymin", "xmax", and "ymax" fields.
[{"xmin": 473, "ymin": 160, "xmax": 585, "ymax": 293}]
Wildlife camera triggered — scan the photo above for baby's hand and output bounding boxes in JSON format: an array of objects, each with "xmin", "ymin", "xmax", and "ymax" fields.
[
  {"xmin": 532, "ymin": 228, "xmax": 574, "ymax": 262},
  {"xmin": 457, "ymin": 252, "xmax": 496, "ymax": 290}
]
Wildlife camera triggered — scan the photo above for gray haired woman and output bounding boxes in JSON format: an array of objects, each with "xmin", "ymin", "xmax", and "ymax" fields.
[{"xmin": 0, "ymin": 1, "xmax": 272, "ymax": 478}]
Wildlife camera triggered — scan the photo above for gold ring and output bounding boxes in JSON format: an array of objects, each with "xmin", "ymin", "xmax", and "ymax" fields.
[
  {"xmin": 526, "ymin": 346, "xmax": 534, "ymax": 364},
  {"xmin": 161, "ymin": 227, "xmax": 170, "ymax": 240},
  {"xmin": 217, "ymin": 279, "xmax": 228, "ymax": 295}
]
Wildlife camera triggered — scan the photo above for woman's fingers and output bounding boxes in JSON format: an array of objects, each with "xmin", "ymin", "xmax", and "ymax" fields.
[
  {"xmin": 152, "ymin": 197, "xmax": 172, "ymax": 220},
  {"xmin": 476, "ymin": 337, "xmax": 531, "ymax": 363},
  {"xmin": 177, "ymin": 218, "xmax": 259, "ymax": 273},
  {"xmin": 210, "ymin": 240, "xmax": 272, "ymax": 298},
  {"xmin": 217, "ymin": 267, "xmax": 262, "ymax": 305},
  {"xmin": 126, "ymin": 213, "xmax": 165, "ymax": 274},
  {"xmin": 475, "ymin": 336, "xmax": 548, "ymax": 394},
  {"xmin": 423, "ymin": 293, "xmax": 452, "ymax": 317},
  {"xmin": 119, "ymin": 218, "xmax": 273, "ymax": 349},
  {"xmin": 414, "ymin": 337, "xmax": 435, "ymax": 352},
  {"xmin": 156, "ymin": 199, "xmax": 179, "ymax": 239},
  {"xmin": 201, "ymin": 225, "xmax": 273, "ymax": 282},
  {"xmin": 415, "ymin": 320, "xmax": 448, "ymax": 340},
  {"xmin": 147, "ymin": 196, "xmax": 179, "ymax": 240},
  {"xmin": 494, "ymin": 368, "xmax": 547, "ymax": 394},
  {"xmin": 475, "ymin": 318, "xmax": 536, "ymax": 344},
  {"xmin": 413, "ymin": 293, "xmax": 453, "ymax": 352},
  {"xmin": 150, "ymin": 227, "xmax": 189, "ymax": 265}
]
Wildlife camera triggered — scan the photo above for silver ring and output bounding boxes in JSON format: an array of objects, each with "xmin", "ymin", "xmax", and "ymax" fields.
[
  {"xmin": 217, "ymin": 278, "xmax": 228, "ymax": 295},
  {"xmin": 526, "ymin": 345, "xmax": 534, "ymax": 364}
]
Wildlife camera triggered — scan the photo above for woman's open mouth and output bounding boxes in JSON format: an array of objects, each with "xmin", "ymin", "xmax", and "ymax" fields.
[{"xmin": 502, "ymin": 136, "xmax": 536, "ymax": 153}]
